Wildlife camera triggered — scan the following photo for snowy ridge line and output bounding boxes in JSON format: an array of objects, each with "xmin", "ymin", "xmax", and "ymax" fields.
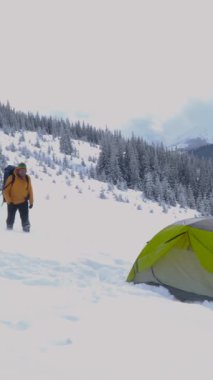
[{"xmin": 0, "ymin": 130, "xmax": 201, "ymax": 215}]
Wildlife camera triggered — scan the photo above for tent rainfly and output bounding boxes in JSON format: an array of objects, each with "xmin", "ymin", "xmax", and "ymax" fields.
[{"xmin": 127, "ymin": 217, "xmax": 213, "ymax": 301}]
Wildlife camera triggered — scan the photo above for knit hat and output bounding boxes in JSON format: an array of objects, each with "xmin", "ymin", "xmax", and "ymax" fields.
[{"xmin": 17, "ymin": 163, "xmax": 27, "ymax": 170}]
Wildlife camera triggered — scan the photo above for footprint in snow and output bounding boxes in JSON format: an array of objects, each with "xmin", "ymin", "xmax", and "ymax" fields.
[
  {"xmin": 64, "ymin": 315, "xmax": 80, "ymax": 322},
  {"xmin": 1, "ymin": 320, "xmax": 30, "ymax": 331},
  {"xmin": 54, "ymin": 338, "xmax": 73, "ymax": 346}
]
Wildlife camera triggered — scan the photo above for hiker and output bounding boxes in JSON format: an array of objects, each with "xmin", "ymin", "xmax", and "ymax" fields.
[{"xmin": 3, "ymin": 163, "xmax": 34, "ymax": 232}]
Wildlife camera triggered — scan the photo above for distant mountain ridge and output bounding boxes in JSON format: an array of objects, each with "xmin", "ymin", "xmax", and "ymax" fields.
[
  {"xmin": 167, "ymin": 127, "xmax": 213, "ymax": 150},
  {"xmin": 124, "ymin": 122, "xmax": 213, "ymax": 149},
  {"xmin": 125, "ymin": 100, "xmax": 213, "ymax": 149},
  {"xmin": 190, "ymin": 144, "xmax": 213, "ymax": 160},
  {"xmin": 170, "ymin": 138, "xmax": 210, "ymax": 151}
]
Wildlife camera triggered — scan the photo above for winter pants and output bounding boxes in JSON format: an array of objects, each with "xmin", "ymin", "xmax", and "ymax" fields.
[{"xmin": 7, "ymin": 201, "xmax": 30, "ymax": 231}]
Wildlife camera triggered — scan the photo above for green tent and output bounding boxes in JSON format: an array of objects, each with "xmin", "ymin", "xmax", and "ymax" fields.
[{"xmin": 127, "ymin": 217, "xmax": 213, "ymax": 301}]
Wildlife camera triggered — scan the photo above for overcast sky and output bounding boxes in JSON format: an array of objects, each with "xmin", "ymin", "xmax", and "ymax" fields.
[{"xmin": 0, "ymin": 0, "xmax": 213, "ymax": 132}]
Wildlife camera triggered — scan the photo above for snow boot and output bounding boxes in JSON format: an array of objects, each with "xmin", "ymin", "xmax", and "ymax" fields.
[{"xmin": 23, "ymin": 224, "xmax": 30, "ymax": 233}]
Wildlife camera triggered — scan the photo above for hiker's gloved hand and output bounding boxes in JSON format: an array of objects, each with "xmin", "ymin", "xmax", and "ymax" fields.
[{"xmin": 29, "ymin": 204, "xmax": 33, "ymax": 209}]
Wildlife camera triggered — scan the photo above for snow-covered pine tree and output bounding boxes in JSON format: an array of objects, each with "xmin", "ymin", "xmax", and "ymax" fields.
[
  {"xmin": 123, "ymin": 140, "xmax": 140, "ymax": 188},
  {"xmin": 60, "ymin": 127, "xmax": 73, "ymax": 155},
  {"xmin": 143, "ymin": 172, "xmax": 155, "ymax": 200},
  {"xmin": 176, "ymin": 184, "xmax": 188, "ymax": 209}
]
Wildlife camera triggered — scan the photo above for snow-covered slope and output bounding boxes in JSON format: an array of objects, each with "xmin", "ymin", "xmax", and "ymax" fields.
[{"xmin": 0, "ymin": 131, "xmax": 212, "ymax": 380}]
